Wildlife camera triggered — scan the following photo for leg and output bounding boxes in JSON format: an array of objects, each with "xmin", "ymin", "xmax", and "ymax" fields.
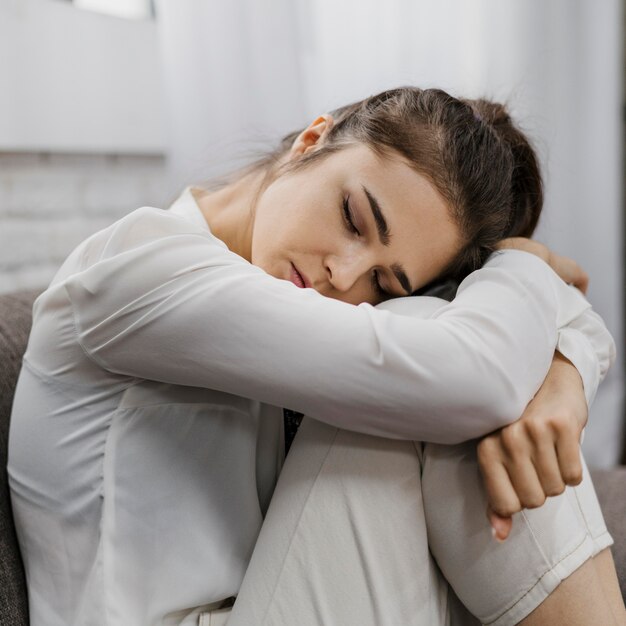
[
  {"xmin": 421, "ymin": 441, "xmax": 621, "ymax": 625},
  {"xmin": 231, "ymin": 420, "xmax": 621, "ymax": 626},
  {"xmin": 519, "ymin": 548, "xmax": 625, "ymax": 625},
  {"xmin": 228, "ymin": 418, "xmax": 451, "ymax": 626},
  {"xmin": 592, "ymin": 549, "xmax": 626, "ymax": 622}
]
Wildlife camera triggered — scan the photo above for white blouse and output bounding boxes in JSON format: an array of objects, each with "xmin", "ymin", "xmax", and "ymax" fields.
[{"xmin": 8, "ymin": 188, "xmax": 615, "ymax": 626}]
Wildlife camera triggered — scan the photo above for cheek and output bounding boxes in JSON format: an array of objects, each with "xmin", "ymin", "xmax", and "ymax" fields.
[
  {"xmin": 249, "ymin": 205, "xmax": 299, "ymax": 273},
  {"xmin": 248, "ymin": 211, "xmax": 275, "ymax": 269},
  {"xmin": 253, "ymin": 195, "xmax": 325, "ymax": 253},
  {"xmin": 249, "ymin": 227, "xmax": 278, "ymax": 271}
]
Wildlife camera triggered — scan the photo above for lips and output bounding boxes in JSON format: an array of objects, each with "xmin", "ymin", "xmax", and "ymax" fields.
[{"xmin": 290, "ymin": 263, "xmax": 311, "ymax": 289}]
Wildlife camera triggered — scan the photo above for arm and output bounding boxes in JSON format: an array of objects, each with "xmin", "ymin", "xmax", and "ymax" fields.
[
  {"xmin": 61, "ymin": 207, "xmax": 589, "ymax": 443},
  {"xmin": 476, "ymin": 242, "xmax": 616, "ymax": 540},
  {"xmin": 493, "ymin": 235, "xmax": 614, "ymax": 404},
  {"xmin": 555, "ymin": 307, "xmax": 615, "ymax": 407},
  {"xmin": 479, "ymin": 352, "xmax": 591, "ymax": 541},
  {"xmin": 385, "ymin": 291, "xmax": 616, "ymax": 538}
]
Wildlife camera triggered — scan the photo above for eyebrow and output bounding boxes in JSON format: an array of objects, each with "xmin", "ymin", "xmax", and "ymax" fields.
[
  {"xmin": 362, "ymin": 185, "xmax": 413, "ymax": 295},
  {"xmin": 362, "ymin": 185, "xmax": 391, "ymax": 246}
]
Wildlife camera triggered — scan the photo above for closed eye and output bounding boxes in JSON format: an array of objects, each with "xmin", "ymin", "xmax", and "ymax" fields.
[
  {"xmin": 371, "ymin": 269, "xmax": 388, "ymax": 298},
  {"xmin": 342, "ymin": 196, "xmax": 360, "ymax": 236}
]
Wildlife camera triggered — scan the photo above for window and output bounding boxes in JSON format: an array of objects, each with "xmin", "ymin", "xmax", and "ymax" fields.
[{"xmin": 0, "ymin": 0, "xmax": 165, "ymax": 152}]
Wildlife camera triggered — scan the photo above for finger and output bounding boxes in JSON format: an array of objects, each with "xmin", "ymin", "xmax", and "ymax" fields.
[
  {"xmin": 577, "ymin": 271, "xmax": 590, "ymax": 294},
  {"xmin": 551, "ymin": 255, "xmax": 580, "ymax": 284},
  {"xmin": 551, "ymin": 255, "xmax": 588, "ymax": 293},
  {"xmin": 569, "ymin": 264, "xmax": 589, "ymax": 293},
  {"xmin": 487, "ymin": 505, "xmax": 513, "ymax": 542},
  {"xmin": 504, "ymin": 455, "xmax": 547, "ymax": 509},
  {"xmin": 555, "ymin": 431, "xmax": 584, "ymax": 486},
  {"xmin": 531, "ymin": 435, "xmax": 566, "ymax": 497},
  {"xmin": 478, "ymin": 456, "xmax": 522, "ymax": 518},
  {"xmin": 499, "ymin": 425, "xmax": 548, "ymax": 508}
]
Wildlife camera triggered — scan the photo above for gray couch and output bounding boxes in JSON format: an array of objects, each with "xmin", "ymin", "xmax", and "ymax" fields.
[{"xmin": 0, "ymin": 290, "xmax": 624, "ymax": 625}]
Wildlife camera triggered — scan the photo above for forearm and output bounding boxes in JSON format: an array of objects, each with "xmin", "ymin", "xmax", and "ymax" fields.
[
  {"xmin": 547, "ymin": 351, "xmax": 586, "ymax": 396},
  {"xmin": 67, "ymin": 212, "xmax": 572, "ymax": 443},
  {"xmin": 479, "ymin": 349, "xmax": 591, "ymax": 540},
  {"xmin": 66, "ymin": 208, "xmax": 604, "ymax": 443}
]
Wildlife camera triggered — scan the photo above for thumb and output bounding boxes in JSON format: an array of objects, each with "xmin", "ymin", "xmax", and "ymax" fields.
[{"xmin": 487, "ymin": 505, "xmax": 513, "ymax": 542}]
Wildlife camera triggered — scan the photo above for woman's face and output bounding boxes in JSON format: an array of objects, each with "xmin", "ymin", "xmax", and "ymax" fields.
[{"xmin": 250, "ymin": 143, "xmax": 464, "ymax": 306}]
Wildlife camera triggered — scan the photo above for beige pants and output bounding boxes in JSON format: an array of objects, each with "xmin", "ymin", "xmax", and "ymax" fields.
[{"xmin": 225, "ymin": 418, "xmax": 613, "ymax": 626}]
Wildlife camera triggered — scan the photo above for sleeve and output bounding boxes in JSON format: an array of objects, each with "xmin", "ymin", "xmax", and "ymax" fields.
[
  {"xmin": 380, "ymin": 287, "xmax": 617, "ymax": 420},
  {"xmin": 554, "ymin": 305, "xmax": 616, "ymax": 407},
  {"xmin": 63, "ymin": 207, "xmax": 593, "ymax": 444}
]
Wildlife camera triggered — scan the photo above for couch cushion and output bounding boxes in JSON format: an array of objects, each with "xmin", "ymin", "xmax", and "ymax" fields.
[
  {"xmin": 590, "ymin": 466, "xmax": 626, "ymax": 601},
  {"xmin": 0, "ymin": 290, "xmax": 40, "ymax": 626}
]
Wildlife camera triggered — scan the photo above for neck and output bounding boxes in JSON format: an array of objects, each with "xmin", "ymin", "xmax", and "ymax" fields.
[{"xmin": 191, "ymin": 168, "xmax": 267, "ymax": 262}]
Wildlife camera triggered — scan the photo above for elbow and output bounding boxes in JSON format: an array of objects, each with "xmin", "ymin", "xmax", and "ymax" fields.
[
  {"xmin": 442, "ymin": 398, "xmax": 525, "ymax": 446},
  {"xmin": 408, "ymin": 377, "xmax": 530, "ymax": 446},
  {"xmin": 446, "ymin": 361, "xmax": 537, "ymax": 444},
  {"xmin": 443, "ymin": 402, "xmax": 523, "ymax": 445}
]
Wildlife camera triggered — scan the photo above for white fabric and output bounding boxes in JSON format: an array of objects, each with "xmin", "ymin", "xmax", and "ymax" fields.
[
  {"xmin": 227, "ymin": 418, "xmax": 613, "ymax": 626},
  {"xmin": 8, "ymin": 188, "xmax": 615, "ymax": 626},
  {"xmin": 33, "ymin": 190, "xmax": 611, "ymax": 442}
]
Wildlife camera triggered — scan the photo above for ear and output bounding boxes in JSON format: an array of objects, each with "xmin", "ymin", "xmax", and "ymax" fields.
[{"xmin": 288, "ymin": 114, "xmax": 334, "ymax": 159}]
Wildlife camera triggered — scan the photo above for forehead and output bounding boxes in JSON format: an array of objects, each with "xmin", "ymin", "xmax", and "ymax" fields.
[{"xmin": 332, "ymin": 144, "xmax": 463, "ymax": 288}]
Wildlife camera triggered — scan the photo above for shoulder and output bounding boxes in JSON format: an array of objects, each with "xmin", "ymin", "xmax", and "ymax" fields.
[
  {"xmin": 106, "ymin": 205, "xmax": 214, "ymax": 248},
  {"xmin": 75, "ymin": 205, "xmax": 228, "ymax": 270}
]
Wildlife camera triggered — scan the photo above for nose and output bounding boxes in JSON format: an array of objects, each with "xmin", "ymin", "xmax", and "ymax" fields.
[{"xmin": 324, "ymin": 249, "xmax": 375, "ymax": 293}]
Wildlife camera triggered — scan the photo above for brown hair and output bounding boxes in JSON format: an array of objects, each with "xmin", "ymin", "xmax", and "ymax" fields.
[{"xmin": 249, "ymin": 87, "xmax": 543, "ymax": 293}]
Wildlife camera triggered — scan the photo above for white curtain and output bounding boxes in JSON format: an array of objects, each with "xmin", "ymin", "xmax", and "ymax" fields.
[
  {"xmin": 156, "ymin": 0, "xmax": 306, "ymax": 191},
  {"xmin": 156, "ymin": 0, "xmax": 623, "ymax": 466}
]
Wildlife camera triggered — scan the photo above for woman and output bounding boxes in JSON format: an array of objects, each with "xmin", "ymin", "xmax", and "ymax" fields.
[{"xmin": 8, "ymin": 87, "xmax": 622, "ymax": 625}]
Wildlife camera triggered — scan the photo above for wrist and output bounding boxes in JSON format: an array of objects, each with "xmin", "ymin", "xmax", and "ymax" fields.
[{"xmin": 544, "ymin": 351, "xmax": 584, "ymax": 392}]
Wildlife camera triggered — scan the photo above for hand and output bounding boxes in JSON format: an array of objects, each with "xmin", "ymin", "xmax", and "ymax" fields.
[
  {"xmin": 477, "ymin": 352, "xmax": 588, "ymax": 541},
  {"xmin": 495, "ymin": 237, "xmax": 589, "ymax": 294}
]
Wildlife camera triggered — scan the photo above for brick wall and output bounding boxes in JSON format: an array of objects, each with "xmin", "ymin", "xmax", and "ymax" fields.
[{"xmin": 0, "ymin": 152, "xmax": 169, "ymax": 294}]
